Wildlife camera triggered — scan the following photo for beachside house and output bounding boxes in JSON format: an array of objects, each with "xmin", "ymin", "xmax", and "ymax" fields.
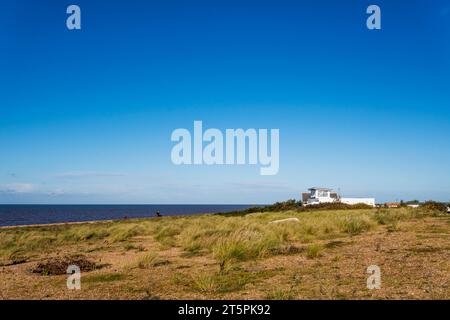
[
  {"xmin": 385, "ymin": 202, "xmax": 400, "ymax": 208},
  {"xmin": 302, "ymin": 187, "xmax": 338, "ymax": 205},
  {"xmin": 302, "ymin": 187, "xmax": 375, "ymax": 207}
]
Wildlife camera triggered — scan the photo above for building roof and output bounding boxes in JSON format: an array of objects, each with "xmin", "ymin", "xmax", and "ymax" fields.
[
  {"xmin": 308, "ymin": 187, "xmax": 333, "ymax": 191},
  {"xmin": 385, "ymin": 202, "xmax": 400, "ymax": 206}
]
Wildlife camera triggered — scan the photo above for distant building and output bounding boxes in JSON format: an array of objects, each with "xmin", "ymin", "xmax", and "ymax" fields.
[
  {"xmin": 302, "ymin": 187, "xmax": 375, "ymax": 207},
  {"xmin": 407, "ymin": 204, "xmax": 420, "ymax": 208},
  {"xmin": 385, "ymin": 202, "xmax": 400, "ymax": 208},
  {"xmin": 341, "ymin": 197, "xmax": 376, "ymax": 206},
  {"xmin": 302, "ymin": 187, "xmax": 337, "ymax": 205}
]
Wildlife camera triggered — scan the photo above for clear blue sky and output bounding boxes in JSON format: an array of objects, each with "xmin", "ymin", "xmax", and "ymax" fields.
[{"xmin": 0, "ymin": 0, "xmax": 449, "ymax": 204}]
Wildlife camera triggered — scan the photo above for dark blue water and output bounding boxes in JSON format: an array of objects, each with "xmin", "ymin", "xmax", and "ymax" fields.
[{"xmin": 0, "ymin": 205, "xmax": 255, "ymax": 227}]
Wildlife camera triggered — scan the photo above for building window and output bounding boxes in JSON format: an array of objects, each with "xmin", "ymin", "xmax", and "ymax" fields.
[{"xmin": 317, "ymin": 190, "xmax": 329, "ymax": 197}]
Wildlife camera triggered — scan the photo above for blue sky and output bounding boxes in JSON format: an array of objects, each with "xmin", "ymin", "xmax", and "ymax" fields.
[{"xmin": 0, "ymin": 0, "xmax": 449, "ymax": 204}]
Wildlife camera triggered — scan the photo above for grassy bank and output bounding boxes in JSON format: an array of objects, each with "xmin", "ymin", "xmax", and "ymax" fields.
[{"xmin": 0, "ymin": 206, "xmax": 448, "ymax": 299}]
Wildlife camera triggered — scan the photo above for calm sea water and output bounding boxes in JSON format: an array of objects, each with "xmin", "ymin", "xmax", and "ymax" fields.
[{"xmin": 0, "ymin": 205, "xmax": 255, "ymax": 227}]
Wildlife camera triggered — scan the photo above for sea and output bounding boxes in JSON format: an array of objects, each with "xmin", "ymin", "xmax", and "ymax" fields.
[{"xmin": 0, "ymin": 204, "xmax": 256, "ymax": 227}]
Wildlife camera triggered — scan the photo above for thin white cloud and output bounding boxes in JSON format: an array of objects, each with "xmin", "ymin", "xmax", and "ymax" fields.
[
  {"xmin": 0, "ymin": 183, "xmax": 35, "ymax": 193},
  {"xmin": 54, "ymin": 171, "xmax": 125, "ymax": 178}
]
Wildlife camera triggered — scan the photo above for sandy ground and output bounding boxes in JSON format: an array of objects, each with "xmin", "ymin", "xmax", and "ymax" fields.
[{"xmin": 0, "ymin": 216, "xmax": 448, "ymax": 300}]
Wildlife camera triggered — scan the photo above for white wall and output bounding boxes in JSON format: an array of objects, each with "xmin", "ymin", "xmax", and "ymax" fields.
[
  {"xmin": 341, "ymin": 197, "xmax": 375, "ymax": 207},
  {"xmin": 316, "ymin": 196, "xmax": 335, "ymax": 203}
]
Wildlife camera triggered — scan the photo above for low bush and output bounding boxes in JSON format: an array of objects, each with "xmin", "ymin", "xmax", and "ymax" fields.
[
  {"xmin": 420, "ymin": 201, "xmax": 448, "ymax": 214},
  {"xmin": 217, "ymin": 200, "xmax": 373, "ymax": 217}
]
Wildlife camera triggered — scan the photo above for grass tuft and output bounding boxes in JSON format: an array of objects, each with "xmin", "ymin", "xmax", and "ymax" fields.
[
  {"xmin": 85, "ymin": 273, "xmax": 127, "ymax": 283},
  {"xmin": 340, "ymin": 215, "xmax": 375, "ymax": 235},
  {"xmin": 305, "ymin": 244, "xmax": 324, "ymax": 259},
  {"xmin": 266, "ymin": 289, "xmax": 296, "ymax": 300}
]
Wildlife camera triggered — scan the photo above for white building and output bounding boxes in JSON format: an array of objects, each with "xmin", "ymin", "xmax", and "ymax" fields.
[
  {"xmin": 302, "ymin": 187, "xmax": 337, "ymax": 205},
  {"xmin": 302, "ymin": 187, "xmax": 375, "ymax": 207},
  {"xmin": 340, "ymin": 197, "xmax": 375, "ymax": 207}
]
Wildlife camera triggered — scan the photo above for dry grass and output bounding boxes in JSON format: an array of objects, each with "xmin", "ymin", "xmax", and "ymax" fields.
[
  {"xmin": 0, "ymin": 207, "xmax": 448, "ymax": 299},
  {"xmin": 305, "ymin": 244, "xmax": 324, "ymax": 259}
]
